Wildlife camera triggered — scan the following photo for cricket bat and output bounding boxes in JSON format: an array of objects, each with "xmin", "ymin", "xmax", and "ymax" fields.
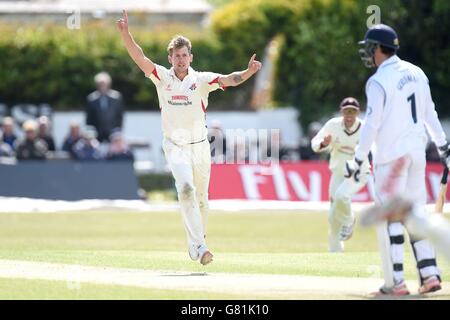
[{"xmin": 435, "ymin": 167, "xmax": 449, "ymax": 213}]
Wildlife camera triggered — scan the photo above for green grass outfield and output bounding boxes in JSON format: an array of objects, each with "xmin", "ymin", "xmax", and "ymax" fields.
[{"xmin": 0, "ymin": 210, "xmax": 449, "ymax": 299}]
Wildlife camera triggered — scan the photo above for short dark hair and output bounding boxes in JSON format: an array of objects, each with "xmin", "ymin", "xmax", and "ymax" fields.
[
  {"xmin": 167, "ymin": 35, "xmax": 192, "ymax": 56},
  {"xmin": 380, "ymin": 45, "xmax": 396, "ymax": 56}
]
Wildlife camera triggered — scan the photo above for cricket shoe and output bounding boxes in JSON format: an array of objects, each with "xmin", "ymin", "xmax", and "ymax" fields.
[
  {"xmin": 188, "ymin": 244, "xmax": 200, "ymax": 261},
  {"xmin": 340, "ymin": 219, "xmax": 355, "ymax": 241},
  {"xmin": 360, "ymin": 196, "xmax": 412, "ymax": 227},
  {"xmin": 372, "ymin": 281, "xmax": 410, "ymax": 296},
  {"xmin": 419, "ymin": 276, "xmax": 441, "ymax": 294}
]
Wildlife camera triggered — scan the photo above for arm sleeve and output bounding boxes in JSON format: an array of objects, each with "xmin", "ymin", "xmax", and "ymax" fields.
[
  {"xmin": 355, "ymin": 79, "xmax": 385, "ymax": 160},
  {"xmin": 198, "ymin": 72, "xmax": 226, "ymax": 93},
  {"xmin": 145, "ymin": 64, "xmax": 169, "ymax": 87},
  {"xmin": 311, "ymin": 122, "xmax": 331, "ymax": 153},
  {"xmin": 423, "ymin": 79, "xmax": 447, "ymax": 148}
]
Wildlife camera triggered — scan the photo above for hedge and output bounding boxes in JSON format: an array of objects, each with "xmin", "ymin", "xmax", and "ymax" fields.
[
  {"xmin": 212, "ymin": 0, "xmax": 450, "ymax": 127},
  {"xmin": 138, "ymin": 172, "xmax": 175, "ymax": 192},
  {"xmin": 0, "ymin": 23, "xmax": 242, "ymax": 111},
  {"xmin": 1, "ymin": 0, "xmax": 449, "ymax": 129}
]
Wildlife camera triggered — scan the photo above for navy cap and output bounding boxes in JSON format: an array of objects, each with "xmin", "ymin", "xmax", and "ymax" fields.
[
  {"xmin": 339, "ymin": 97, "xmax": 360, "ymax": 110},
  {"xmin": 359, "ymin": 24, "xmax": 400, "ymax": 50}
]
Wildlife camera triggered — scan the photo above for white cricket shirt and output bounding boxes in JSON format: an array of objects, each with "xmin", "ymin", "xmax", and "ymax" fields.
[
  {"xmin": 311, "ymin": 117, "xmax": 370, "ymax": 175},
  {"xmin": 147, "ymin": 64, "xmax": 224, "ymax": 145},
  {"xmin": 355, "ymin": 55, "xmax": 447, "ymax": 165}
]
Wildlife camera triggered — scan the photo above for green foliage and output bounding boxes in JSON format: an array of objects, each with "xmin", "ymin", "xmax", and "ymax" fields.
[
  {"xmin": 138, "ymin": 172, "xmax": 175, "ymax": 192},
  {"xmin": 274, "ymin": 0, "xmax": 368, "ymax": 126},
  {"xmin": 0, "ymin": 0, "xmax": 449, "ymax": 124},
  {"xmin": 212, "ymin": 0, "xmax": 301, "ymax": 64},
  {"xmin": 278, "ymin": 0, "xmax": 450, "ymax": 126},
  {"xmin": 210, "ymin": 0, "xmax": 303, "ymax": 109},
  {"xmin": 0, "ymin": 23, "xmax": 229, "ymax": 110},
  {"xmin": 213, "ymin": 0, "xmax": 450, "ymax": 126}
]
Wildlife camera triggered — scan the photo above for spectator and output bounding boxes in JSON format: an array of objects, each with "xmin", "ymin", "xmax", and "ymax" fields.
[
  {"xmin": 86, "ymin": 72, "xmax": 124, "ymax": 142},
  {"xmin": 1, "ymin": 117, "xmax": 18, "ymax": 150},
  {"xmin": 0, "ymin": 132, "xmax": 14, "ymax": 158},
  {"xmin": 62, "ymin": 121, "xmax": 82, "ymax": 156},
  {"xmin": 106, "ymin": 130, "xmax": 134, "ymax": 161},
  {"xmin": 208, "ymin": 119, "xmax": 227, "ymax": 164},
  {"xmin": 15, "ymin": 120, "xmax": 48, "ymax": 160},
  {"xmin": 299, "ymin": 121, "xmax": 325, "ymax": 160},
  {"xmin": 37, "ymin": 116, "xmax": 56, "ymax": 151},
  {"xmin": 72, "ymin": 126, "xmax": 102, "ymax": 161}
]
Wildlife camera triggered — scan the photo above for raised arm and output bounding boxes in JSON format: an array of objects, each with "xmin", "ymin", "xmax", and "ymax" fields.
[
  {"xmin": 218, "ymin": 54, "xmax": 262, "ymax": 87},
  {"xmin": 117, "ymin": 10, "xmax": 154, "ymax": 76}
]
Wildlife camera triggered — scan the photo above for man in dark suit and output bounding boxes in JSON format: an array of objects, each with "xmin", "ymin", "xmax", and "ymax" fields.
[{"xmin": 86, "ymin": 72, "xmax": 124, "ymax": 142}]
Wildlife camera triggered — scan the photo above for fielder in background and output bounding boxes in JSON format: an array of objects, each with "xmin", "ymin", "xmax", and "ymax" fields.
[
  {"xmin": 311, "ymin": 97, "xmax": 370, "ymax": 252},
  {"xmin": 346, "ymin": 24, "xmax": 450, "ymax": 295},
  {"xmin": 117, "ymin": 10, "xmax": 261, "ymax": 265}
]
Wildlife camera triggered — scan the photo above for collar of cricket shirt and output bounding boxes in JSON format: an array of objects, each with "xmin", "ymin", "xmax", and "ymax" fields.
[
  {"xmin": 379, "ymin": 55, "xmax": 400, "ymax": 69},
  {"xmin": 169, "ymin": 66, "xmax": 195, "ymax": 81},
  {"xmin": 342, "ymin": 117, "xmax": 361, "ymax": 135}
]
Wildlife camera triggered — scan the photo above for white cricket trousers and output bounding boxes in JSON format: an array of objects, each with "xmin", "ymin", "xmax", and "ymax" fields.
[
  {"xmin": 374, "ymin": 146, "xmax": 440, "ymax": 287},
  {"xmin": 163, "ymin": 138, "xmax": 211, "ymax": 251},
  {"xmin": 328, "ymin": 172, "xmax": 368, "ymax": 251}
]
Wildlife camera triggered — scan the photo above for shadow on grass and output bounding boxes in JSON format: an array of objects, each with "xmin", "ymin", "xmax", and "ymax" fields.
[{"xmin": 160, "ymin": 272, "xmax": 208, "ymax": 277}]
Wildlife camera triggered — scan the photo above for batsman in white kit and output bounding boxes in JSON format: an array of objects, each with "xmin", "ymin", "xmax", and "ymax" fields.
[
  {"xmin": 117, "ymin": 10, "xmax": 261, "ymax": 265},
  {"xmin": 311, "ymin": 97, "xmax": 370, "ymax": 252},
  {"xmin": 346, "ymin": 24, "xmax": 450, "ymax": 295}
]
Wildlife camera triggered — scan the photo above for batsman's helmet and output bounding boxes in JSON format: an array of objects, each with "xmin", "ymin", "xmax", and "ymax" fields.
[{"xmin": 358, "ymin": 24, "xmax": 400, "ymax": 68}]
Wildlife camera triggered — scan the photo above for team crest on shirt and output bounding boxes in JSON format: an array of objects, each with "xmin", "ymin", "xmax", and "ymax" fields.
[{"xmin": 189, "ymin": 83, "xmax": 197, "ymax": 91}]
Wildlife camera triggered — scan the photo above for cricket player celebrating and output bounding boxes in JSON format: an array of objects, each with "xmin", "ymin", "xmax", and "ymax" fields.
[
  {"xmin": 346, "ymin": 24, "xmax": 449, "ymax": 295},
  {"xmin": 117, "ymin": 11, "xmax": 261, "ymax": 265},
  {"xmin": 311, "ymin": 97, "xmax": 370, "ymax": 252}
]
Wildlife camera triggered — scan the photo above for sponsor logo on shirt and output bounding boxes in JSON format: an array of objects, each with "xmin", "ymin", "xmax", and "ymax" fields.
[
  {"xmin": 168, "ymin": 95, "xmax": 192, "ymax": 106},
  {"xmin": 172, "ymin": 95, "xmax": 189, "ymax": 101}
]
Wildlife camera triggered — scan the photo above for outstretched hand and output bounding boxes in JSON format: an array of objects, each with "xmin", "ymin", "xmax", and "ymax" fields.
[
  {"xmin": 116, "ymin": 10, "xmax": 129, "ymax": 33},
  {"xmin": 322, "ymin": 135, "xmax": 332, "ymax": 148},
  {"xmin": 248, "ymin": 54, "xmax": 262, "ymax": 74}
]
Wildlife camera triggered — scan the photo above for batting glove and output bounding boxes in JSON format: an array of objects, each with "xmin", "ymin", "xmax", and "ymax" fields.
[
  {"xmin": 438, "ymin": 142, "xmax": 450, "ymax": 169},
  {"xmin": 344, "ymin": 157, "xmax": 364, "ymax": 182}
]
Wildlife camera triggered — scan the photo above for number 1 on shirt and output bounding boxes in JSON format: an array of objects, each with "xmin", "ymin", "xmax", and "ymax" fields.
[{"xmin": 407, "ymin": 93, "xmax": 417, "ymax": 123}]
